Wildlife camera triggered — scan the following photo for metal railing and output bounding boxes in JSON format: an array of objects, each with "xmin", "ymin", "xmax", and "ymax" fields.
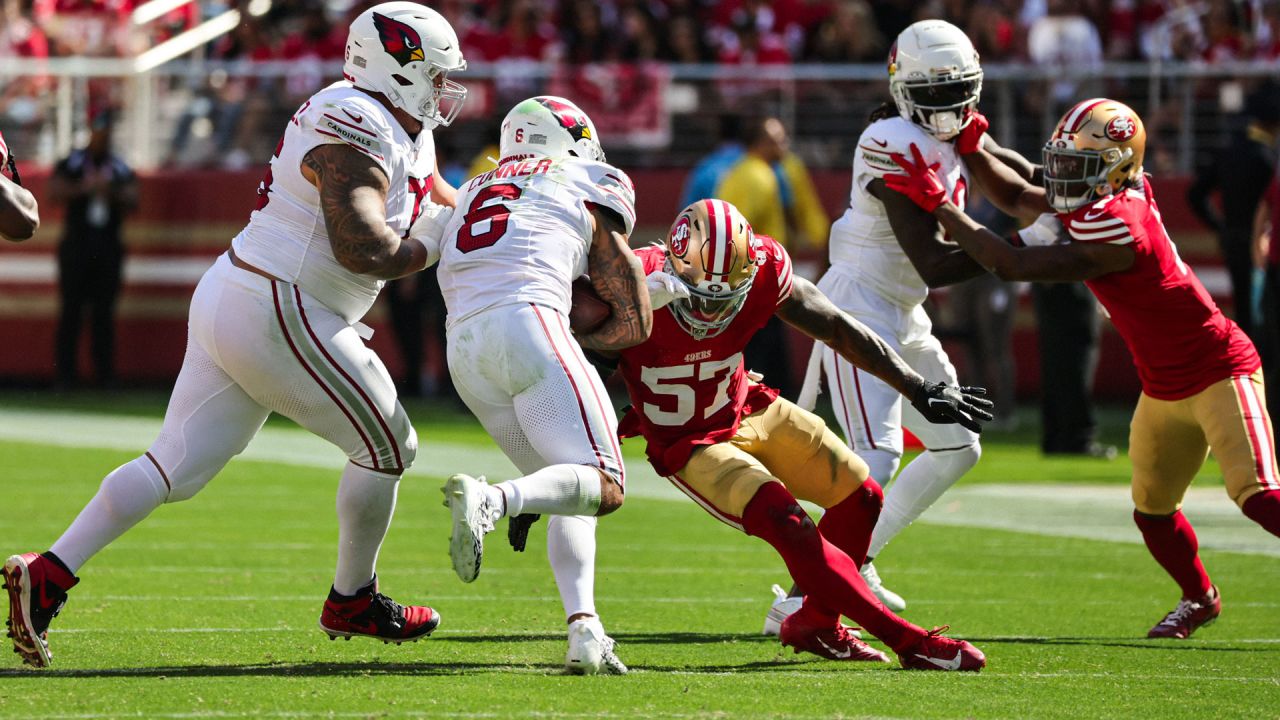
[{"xmin": 1, "ymin": 58, "xmax": 1277, "ymax": 171}]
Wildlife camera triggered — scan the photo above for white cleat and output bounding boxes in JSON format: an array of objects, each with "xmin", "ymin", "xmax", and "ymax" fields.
[
  {"xmin": 441, "ymin": 474, "xmax": 497, "ymax": 583},
  {"xmin": 762, "ymin": 584, "xmax": 802, "ymax": 636},
  {"xmin": 565, "ymin": 617, "xmax": 627, "ymax": 675},
  {"xmin": 860, "ymin": 561, "xmax": 906, "ymax": 612},
  {"xmin": 762, "ymin": 584, "xmax": 860, "ymax": 639}
]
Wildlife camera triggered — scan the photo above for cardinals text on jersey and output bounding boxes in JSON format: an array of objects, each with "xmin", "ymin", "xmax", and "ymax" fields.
[
  {"xmin": 232, "ymin": 81, "xmax": 437, "ymax": 324},
  {"xmin": 617, "ymin": 237, "xmax": 793, "ymax": 476},
  {"xmin": 437, "ymin": 156, "xmax": 635, "ymax": 326},
  {"xmin": 827, "ymin": 116, "xmax": 969, "ymax": 308},
  {"xmin": 1062, "ymin": 181, "xmax": 1258, "ymax": 399}
]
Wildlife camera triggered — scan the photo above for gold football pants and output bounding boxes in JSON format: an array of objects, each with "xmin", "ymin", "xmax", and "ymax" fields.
[
  {"xmin": 1130, "ymin": 371, "xmax": 1279, "ymax": 514},
  {"xmin": 667, "ymin": 397, "xmax": 870, "ymax": 531}
]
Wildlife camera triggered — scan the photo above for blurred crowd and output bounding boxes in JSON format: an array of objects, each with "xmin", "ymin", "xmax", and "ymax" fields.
[
  {"xmin": 4, "ymin": 0, "xmax": 1280, "ymax": 65},
  {"xmin": 3, "ymin": 0, "xmax": 1279, "ymax": 169}
]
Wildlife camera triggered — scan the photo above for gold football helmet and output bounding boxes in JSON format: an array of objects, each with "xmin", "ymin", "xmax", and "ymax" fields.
[
  {"xmin": 1042, "ymin": 97, "xmax": 1146, "ymax": 212},
  {"xmin": 664, "ymin": 199, "xmax": 761, "ymax": 339}
]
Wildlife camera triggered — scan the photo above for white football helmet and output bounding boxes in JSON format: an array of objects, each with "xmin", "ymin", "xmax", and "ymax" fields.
[
  {"xmin": 498, "ymin": 96, "xmax": 605, "ymax": 164},
  {"xmin": 343, "ymin": 2, "xmax": 467, "ymax": 128},
  {"xmin": 888, "ymin": 20, "xmax": 983, "ymax": 140}
]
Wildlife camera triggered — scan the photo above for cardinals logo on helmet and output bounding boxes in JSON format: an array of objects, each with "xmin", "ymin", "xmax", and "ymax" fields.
[
  {"xmin": 373, "ymin": 12, "xmax": 425, "ymax": 67},
  {"xmin": 536, "ymin": 97, "xmax": 593, "ymax": 141},
  {"xmin": 1105, "ymin": 115, "xmax": 1137, "ymax": 142}
]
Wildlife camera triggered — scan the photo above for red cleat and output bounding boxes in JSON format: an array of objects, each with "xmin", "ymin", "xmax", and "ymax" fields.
[
  {"xmin": 318, "ymin": 578, "xmax": 439, "ymax": 644},
  {"xmin": 779, "ymin": 611, "xmax": 890, "ymax": 663},
  {"xmin": 4, "ymin": 552, "xmax": 79, "ymax": 668},
  {"xmin": 897, "ymin": 626, "xmax": 986, "ymax": 672},
  {"xmin": 1147, "ymin": 586, "xmax": 1221, "ymax": 639}
]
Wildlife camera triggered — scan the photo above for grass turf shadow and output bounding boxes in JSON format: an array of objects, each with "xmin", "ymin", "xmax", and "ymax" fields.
[{"xmin": 969, "ymin": 635, "xmax": 1270, "ymax": 653}]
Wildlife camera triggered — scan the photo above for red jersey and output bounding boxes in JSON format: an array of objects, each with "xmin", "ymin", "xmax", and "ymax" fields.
[
  {"xmin": 1062, "ymin": 181, "xmax": 1259, "ymax": 400},
  {"xmin": 617, "ymin": 236, "xmax": 795, "ymax": 476}
]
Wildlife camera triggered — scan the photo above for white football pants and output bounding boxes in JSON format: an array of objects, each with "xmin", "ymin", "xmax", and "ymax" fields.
[
  {"xmin": 153, "ymin": 253, "xmax": 417, "ymax": 491},
  {"xmin": 50, "ymin": 254, "xmax": 415, "ymax": 588},
  {"xmin": 447, "ymin": 302, "xmax": 625, "ymax": 620},
  {"xmin": 815, "ymin": 267, "xmax": 980, "ymax": 558}
]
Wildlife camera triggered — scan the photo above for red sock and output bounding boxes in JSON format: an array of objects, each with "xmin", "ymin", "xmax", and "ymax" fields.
[
  {"xmin": 742, "ymin": 482, "xmax": 924, "ymax": 652},
  {"xmin": 1133, "ymin": 510, "xmax": 1212, "ymax": 599},
  {"xmin": 1242, "ymin": 489, "xmax": 1280, "ymax": 538},
  {"xmin": 817, "ymin": 478, "xmax": 883, "ymax": 568}
]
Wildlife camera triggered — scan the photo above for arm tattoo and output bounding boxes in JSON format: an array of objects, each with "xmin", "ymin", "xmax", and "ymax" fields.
[
  {"xmin": 577, "ymin": 211, "xmax": 653, "ymax": 351},
  {"xmin": 777, "ymin": 277, "xmax": 923, "ymax": 397},
  {"xmin": 304, "ymin": 144, "xmax": 425, "ymax": 280}
]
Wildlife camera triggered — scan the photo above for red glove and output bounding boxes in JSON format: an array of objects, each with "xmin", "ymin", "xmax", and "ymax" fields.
[
  {"xmin": 885, "ymin": 143, "xmax": 948, "ymax": 213},
  {"xmin": 953, "ymin": 112, "xmax": 989, "ymax": 155}
]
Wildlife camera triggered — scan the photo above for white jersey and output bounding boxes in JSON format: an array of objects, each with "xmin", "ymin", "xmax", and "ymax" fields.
[
  {"xmin": 232, "ymin": 81, "xmax": 438, "ymax": 324},
  {"xmin": 438, "ymin": 156, "xmax": 636, "ymax": 327},
  {"xmin": 828, "ymin": 117, "xmax": 969, "ymax": 308}
]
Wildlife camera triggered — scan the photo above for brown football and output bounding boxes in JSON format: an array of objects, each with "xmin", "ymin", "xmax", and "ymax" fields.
[{"xmin": 569, "ymin": 278, "xmax": 611, "ymax": 333}]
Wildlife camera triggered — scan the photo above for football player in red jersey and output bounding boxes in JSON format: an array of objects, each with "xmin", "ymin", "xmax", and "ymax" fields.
[
  {"xmin": 608, "ymin": 199, "xmax": 993, "ymax": 670},
  {"xmin": 884, "ymin": 97, "xmax": 1280, "ymax": 639},
  {"xmin": 0, "ymin": 131, "xmax": 39, "ymax": 241}
]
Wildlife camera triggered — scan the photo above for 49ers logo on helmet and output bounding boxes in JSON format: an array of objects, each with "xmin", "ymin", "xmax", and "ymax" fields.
[
  {"xmin": 536, "ymin": 98, "xmax": 593, "ymax": 142},
  {"xmin": 1105, "ymin": 115, "xmax": 1137, "ymax": 142},
  {"xmin": 372, "ymin": 13, "xmax": 425, "ymax": 67},
  {"xmin": 669, "ymin": 215, "xmax": 692, "ymax": 258}
]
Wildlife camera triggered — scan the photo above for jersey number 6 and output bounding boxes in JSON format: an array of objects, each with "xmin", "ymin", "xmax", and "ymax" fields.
[{"xmin": 457, "ymin": 183, "xmax": 523, "ymax": 253}]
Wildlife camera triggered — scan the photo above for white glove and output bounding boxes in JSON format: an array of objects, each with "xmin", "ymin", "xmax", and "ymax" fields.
[
  {"xmin": 1017, "ymin": 213, "xmax": 1066, "ymax": 247},
  {"xmin": 645, "ymin": 269, "xmax": 691, "ymax": 309},
  {"xmin": 409, "ymin": 202, "xmax": 455, "ymax": 269}
]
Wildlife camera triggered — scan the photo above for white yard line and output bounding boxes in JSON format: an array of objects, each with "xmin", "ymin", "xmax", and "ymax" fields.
[
  {"xmin": 1, "ymin": 406, "xmax": 1276, "ymax": 556},
  {"xmin": 919, "ymin": 483, "xmax": 1280, "ymax": 558}
]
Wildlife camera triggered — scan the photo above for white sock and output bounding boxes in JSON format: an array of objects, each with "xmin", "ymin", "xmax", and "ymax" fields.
[
  {"xmin": 495, "ymin": 464, "xmax": 602, "ymax": 517},
  {"xmin": 858, "ymin": 447, "xmax": 902, "ymax": 488},
  {"xmin": 868, "ymin": 444, "xmax": 981, "ymax": 558},
  {"xmin": 50, "ymin": 456, "xmax": 169, "ymax": 573},
  {"xmin": 333, "ymin": 462, "xmax": 400, "ymax": 596},
  {"xmin": 547, "ymin": 515, "xmax": 598, "ymax": 619}
]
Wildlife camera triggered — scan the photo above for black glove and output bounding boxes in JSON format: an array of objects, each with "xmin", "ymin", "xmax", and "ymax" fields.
[
  {"xmin": 909, "ymin": 381, "xmax": 994, "ymax": 433},
  {"xmin": 582, "ymin": 348, "xmax": 620, "ymax": 377},
  {"xmin": 508, "ymin": 513, "xmax": 542, "ymax": 552}
]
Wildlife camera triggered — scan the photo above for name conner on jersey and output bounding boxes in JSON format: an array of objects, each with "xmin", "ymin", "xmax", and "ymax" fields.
[{"xmin": 438, "ymin": 155, "xmax": 635, "ymax": 328}]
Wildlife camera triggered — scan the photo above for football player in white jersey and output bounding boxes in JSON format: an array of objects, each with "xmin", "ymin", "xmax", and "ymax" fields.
[
  {"xmin": 771, "ymin": 20, "xmax": 1037, "ymax": 628},
  {"xmin": 438, "ymin": 96, "xmax": 651, "ymax": 674},
  {"xmin": 3, "ymin": 2, "xmax": 465, "ymax": 668}
]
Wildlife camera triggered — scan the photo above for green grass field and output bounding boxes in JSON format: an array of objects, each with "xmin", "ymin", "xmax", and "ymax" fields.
[{"xmin": 0, "ymin": 391, "xmax": 1276, "ymax": 719}]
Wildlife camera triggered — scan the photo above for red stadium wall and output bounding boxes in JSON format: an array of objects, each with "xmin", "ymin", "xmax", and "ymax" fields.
[{"xmin": 0, "ymin": 168, "xmax": 1220, "ymax": 401}]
